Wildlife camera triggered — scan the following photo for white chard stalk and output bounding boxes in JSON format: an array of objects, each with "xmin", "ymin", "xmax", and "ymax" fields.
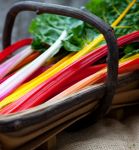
[{"xmin": 0, "ymin": 30, "xmax": 67, "ymax": 100}]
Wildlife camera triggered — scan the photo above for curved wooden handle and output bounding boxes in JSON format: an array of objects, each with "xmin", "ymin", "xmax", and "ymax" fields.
[{"xmin": 2, "ymin": 1, "xmax": 118, "ymax": 120}]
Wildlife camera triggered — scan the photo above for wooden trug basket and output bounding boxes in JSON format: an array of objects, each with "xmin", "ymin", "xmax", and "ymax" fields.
[{"xmin": 0, "ymin": 1, "xmax": 139, "ymax": 150}]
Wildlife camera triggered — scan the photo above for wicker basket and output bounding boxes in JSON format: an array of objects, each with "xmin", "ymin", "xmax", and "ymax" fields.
[{"xmin": 0, "ymin": 1, "xmax": 138, "ymax": 150}]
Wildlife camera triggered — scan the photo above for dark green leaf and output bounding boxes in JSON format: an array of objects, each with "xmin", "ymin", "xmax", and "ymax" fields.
[
  {"xmin": 123, "ymin": 49, "xmax": 139, "ymax": 58},
  {"xmin": 86, "ymin": 0, "xmax": 139, "ymax": 37}
]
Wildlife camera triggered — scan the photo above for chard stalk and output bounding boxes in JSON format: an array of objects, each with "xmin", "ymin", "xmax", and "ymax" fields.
[
  {"xmin": 0, "ymin": 38, "xmax": 32, "ymax": 63},
  {"xmin": 0, "ymin": 46, "xmax": 33, "ymax": 79}
]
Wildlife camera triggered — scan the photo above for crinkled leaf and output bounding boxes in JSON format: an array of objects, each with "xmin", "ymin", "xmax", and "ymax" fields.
[
  {"xmin": 121, "ymin": 42, "xmax": 139, "ymax": 58},
  {"xmin": 29, "ymin": 14, "xmax": 96, "ymax": 52},
  {"xmin": 124, "ymin": 49, "xmax": 139, "ymax": 58},
  {"xmin": 86, "ymin": 0, "xmax": 139, "ymax": 37}
]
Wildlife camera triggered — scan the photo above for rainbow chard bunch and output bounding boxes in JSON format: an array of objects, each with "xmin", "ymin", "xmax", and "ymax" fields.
[
  {"xmin": 0, "ymin": 14, "xmax": 97, "ymax": 100},
  {"xmin": 0, "ymin": 0, "xmax": 139, "ymax": 114},
  {"xmin": 0, "ymin": 31, "xmax": 139, "ymax": 114}
]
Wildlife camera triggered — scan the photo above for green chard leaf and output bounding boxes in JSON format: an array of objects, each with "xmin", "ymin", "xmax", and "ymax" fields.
[
  {"xmin": 86, "ymin": 0, "xmax": 139, "ymax": 37},
  {"xmin": 123, "ymin": 49, "xmax": 139, "ymax": 58},
  {"xmin": 86, "ymin": 0, "xmax": 139, "ymax": 58},
  {"xmin": 29, "ymin": 0, "xmax": 139, "ymax": 53},
  {"xmin": 123, "ymin": 42, "xmax": 139, "ymax": 58},
  {"xmin": 29, "ymin": 14, "xmax": 97, "ymax": 52}
]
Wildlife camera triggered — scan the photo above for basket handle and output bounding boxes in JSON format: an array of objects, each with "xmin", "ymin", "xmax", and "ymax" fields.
[{"xmin": 2, "ymin": 1, "xmax": 118, "ymax": 118}]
